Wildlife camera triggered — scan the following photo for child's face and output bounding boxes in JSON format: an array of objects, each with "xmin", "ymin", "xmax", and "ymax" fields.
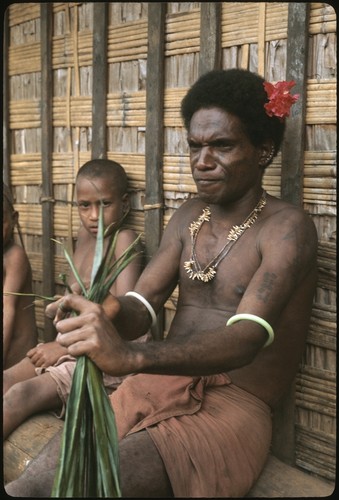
[
  {"xmin": 3, "ymin": 201, "xmax": 18, "ymax": 248},
  {"xmin": 75, "ymin": 176, "xmax": 128, "ymax": 238}
]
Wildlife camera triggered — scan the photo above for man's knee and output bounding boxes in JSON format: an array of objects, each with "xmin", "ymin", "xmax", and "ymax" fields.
[{"xmin": 119, "ymin": 430, "xmax": 173, "ymax": 498}]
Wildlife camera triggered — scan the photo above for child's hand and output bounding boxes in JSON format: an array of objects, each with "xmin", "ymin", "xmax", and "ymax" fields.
[{"xmin": 26, "ymin": 341, "xmax": 68, "ymax": 368}]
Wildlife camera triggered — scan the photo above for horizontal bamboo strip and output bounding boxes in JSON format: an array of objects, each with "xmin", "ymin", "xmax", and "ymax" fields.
[
  {"xmin": 9, "ymin": 100, "xmax": 40, "ymax": 129},
  {"xmin": 52, "ymin": 32, "xmax": 93, "ymax": 68},
  {"xmin": 296, "ymin": 374, "xmax": 336, "ymax": 395},
  {"xmin": 295, "ymin": 394, "xmax": 336, "ymax": 417},
  {"xmin": 296, "ymin": 423, "xmax": 336, "ymax": 448},
  {"xmin": 303, "ymin": 189, "xmax": 336, "ymax": 200},
  {"xmin": 298, "ymin": 364, "xmax": 336, "ymax": 382},
  {"xmin": 8, "ymin": 42, "xmax": 41, "ymax": 73},
  {"xmin": 296, "ymin": 439, "xmax": 337, "ymax": 464},
  {"xmin": 221, "ymin": 3, "xmax": 288, "ymax": 46},
  {"xmin": 165, "ymin": 10, "xmax": 200, "ymax": 54},
  {"xmin": 295, "ymin": 391, "xmax": 336, "ymax": 416},
  {"xmin": 296, "ymin": 453, "xmax": 336, "ymax": 478},
  {"xmin": 107, "ymin": 92, "xmax": 146, "ymax": 127},
  {"xmin": 309, "ymin": 3, "xmax": 336, "ymax": 34},
  {"xmin": 311, "ymin": 312, "xmax": 336, "ymax": 331},
  {"xmin": 166, "ymin": 9, "xmax": 200, "ymax": 31},
  {"xmin": 8, "ymin": 3, "xmax": 40, "ymax": 26},
  {"xmin": 307, "ymin": 325, "xmax": 336, "ymax": 341},
  {"xmin": 304, "ymin": 178, "xmax": 336, "ymax": 188},
  {"xmin": 10, "ymin": 152, "xmax": 92, "ymax": 185},
  {"xmin": 107, "ymin": 20, "xmax": 148, "ymax": 62},
  {"xmin": 53, "ymin": 96, "xmax": 92, "ymax": 126}
]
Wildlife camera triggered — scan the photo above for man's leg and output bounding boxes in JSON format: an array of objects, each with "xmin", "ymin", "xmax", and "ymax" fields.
[
  {"xmin": 5, "ymin": 429, "xmax": 173, "ymax": 498},
  {"xmin": 119, "ymin": 430, "xmax": 173, "ymax": 498},
  {"xmin": 5, "ymin": 429, "xmax": 62, "ymax": 497}
]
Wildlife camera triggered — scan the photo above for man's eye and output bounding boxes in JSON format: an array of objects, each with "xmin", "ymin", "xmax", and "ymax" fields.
[{"xmin": 188, "ymin": 143, "xmax": 201, "ymax": 151}]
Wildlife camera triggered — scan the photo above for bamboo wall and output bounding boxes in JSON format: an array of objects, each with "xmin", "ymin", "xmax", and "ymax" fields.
[{"xmin": 3, "ymin": 2, "xmax": 336, "ymax": 482}]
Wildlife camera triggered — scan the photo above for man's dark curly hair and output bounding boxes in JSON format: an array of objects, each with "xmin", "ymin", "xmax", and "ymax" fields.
[{"xmin": 181, "ymin": 69, "xmax": 286, "ymax": 155}]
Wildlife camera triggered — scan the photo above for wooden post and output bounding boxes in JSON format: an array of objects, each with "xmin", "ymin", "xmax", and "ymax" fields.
[
  {"xmin": 3, "ymin": 7, "xmax": 10, "ymax": 186},
  {"xmin": 272, "ymin": 2, "xmax": 310, "ymax": 465},
  {"xmin": 40, "ymin": 4, "xmax": 55, "ymax": 341},
  {"xmin": 92, "ymin": 2, "xmax": 108, "ymax": 159},
  {"xmin": 145, "ymin": 3, "xmax": 166, "ymax": 340},
  {"xmin": 281, "ymin": 3, "xmax": 310, "ymax": 206},
  {"xmin": 199, "ymin": 2, "xmax": 221, "ymax": 75}
]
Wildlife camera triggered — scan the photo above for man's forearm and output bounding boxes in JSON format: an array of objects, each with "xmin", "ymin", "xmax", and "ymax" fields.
[{"xmin": 113, "ymin": 296, "xmax": 153, "ymax": 340}]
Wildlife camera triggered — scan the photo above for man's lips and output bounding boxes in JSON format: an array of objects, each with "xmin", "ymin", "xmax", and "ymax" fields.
[{"xmin": 195, "ymin": 177, "xmax": 223, "ymax": 185}]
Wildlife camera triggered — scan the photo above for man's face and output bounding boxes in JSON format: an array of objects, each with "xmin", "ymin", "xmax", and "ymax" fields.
[{"xmin": 187, "ymin": 107, "xmax": 264, "ymax": 205}]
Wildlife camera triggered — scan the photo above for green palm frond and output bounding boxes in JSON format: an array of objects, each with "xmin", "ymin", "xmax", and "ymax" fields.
[{"xmin": 51, "ymin": 203, "xmax": 141, "ymax": 498}]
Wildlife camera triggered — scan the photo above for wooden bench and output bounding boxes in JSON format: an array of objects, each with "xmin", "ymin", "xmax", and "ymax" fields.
[{"xmin": 4, "ymin": 412, "xmax": 334, "ymax": 496}]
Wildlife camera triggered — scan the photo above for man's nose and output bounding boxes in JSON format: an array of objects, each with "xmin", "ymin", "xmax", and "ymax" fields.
[{"xmin": 196, "ymin": 146, "xmax": 215, "ymax": 169}]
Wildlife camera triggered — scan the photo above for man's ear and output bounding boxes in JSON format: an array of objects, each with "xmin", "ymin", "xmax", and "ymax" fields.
[
  {"xmin": 259, "ymin": 141, "xmax": 275, "ymax": 167},
  {"xmin": 122, "ymin": 193, "xmax": 130, "ymax": 214}
]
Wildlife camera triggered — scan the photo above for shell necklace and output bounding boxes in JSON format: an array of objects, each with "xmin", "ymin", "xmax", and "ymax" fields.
[{"xmin": 184, "ymin": 190, "xmax": 267, "ymax": 282}]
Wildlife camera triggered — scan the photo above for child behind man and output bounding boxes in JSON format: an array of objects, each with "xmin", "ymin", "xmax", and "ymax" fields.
[
  {"xmin": 3, "ymin": 159, "xmax": 146, "ymax": 438},
  {"xmin": 3, "ymin": 183, "xmax": 38, "ymax": 369}
]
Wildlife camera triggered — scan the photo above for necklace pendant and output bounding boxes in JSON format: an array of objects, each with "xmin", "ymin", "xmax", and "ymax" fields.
[
  {"xmin": 184, "ymin": 260, "xmax": 216, "ymax": 282},
  {"xmin": 184, "ymin": 191, "xmax": 267, "ymax": 284}
]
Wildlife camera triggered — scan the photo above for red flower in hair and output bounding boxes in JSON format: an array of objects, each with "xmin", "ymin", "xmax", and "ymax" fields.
[{"xmin": 263, "ymin": 80, "xmax": 300, "ymax": 121}]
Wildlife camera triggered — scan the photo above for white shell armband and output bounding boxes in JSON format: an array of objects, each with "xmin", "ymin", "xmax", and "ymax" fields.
[
  {"xmin": 125, "ymin": 291, "xmax": 157, "ymax": 328},
  {"xmin": 226, "ymin": 313, "xmax": 274, "ymax": 348}
]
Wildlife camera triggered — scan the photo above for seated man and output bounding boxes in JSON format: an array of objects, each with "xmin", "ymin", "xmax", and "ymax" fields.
[{"xmin": 5, "ymin": 69, "xmax": 318, "ymax": 498}]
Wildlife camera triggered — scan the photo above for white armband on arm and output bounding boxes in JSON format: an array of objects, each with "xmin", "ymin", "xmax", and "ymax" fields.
[
  {"xmin": 226, "ymin": 313, "xmax": 274, "ymax": 348},
  {"xmin": 125, "ymin": 291, "xmax": 157, "ymax": 328}
]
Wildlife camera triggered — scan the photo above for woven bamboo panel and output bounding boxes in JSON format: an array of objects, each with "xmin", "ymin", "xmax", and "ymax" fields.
[
  {"xmin": 8, "ymin": 3, "xmax": 40, "ymax": 25},
  {"xmin": 221, "ymin": 3, "xmax": 288, "ymax": 47},
  {"xmin": 107, "ymin": 20, "xmax": 148, "ymax": 62},
  {"xmin": 309, "ymin": 3, "xmax": 337, "ymax": 34},
  {"xmin": 306, "ymin": 79, "xmax": 337, "ymax": 124},
  {"xmin": 106, "ymin": 153, "xmax": 146, "ymax": 190},
  {"xmin": 165, "ymin": 9, "xmax": 200, "ymax": 56},
  {"xmin": 106, "ymin": 92, "xmax": 146, "ymax": 127}
]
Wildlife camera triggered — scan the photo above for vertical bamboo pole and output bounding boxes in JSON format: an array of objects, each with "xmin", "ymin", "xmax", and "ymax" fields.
[
  {"xmin": 40, "ymin": 3, "xmax": 55, "ymax": 341},
  {"xmin": 92, "ymin": 2, "xmax": 108, "ymax": 159},
  {"xmin": 199, "ymin": 2, "xmax": 221, "ymax": 75},
  {"xmin": 281, "ymin": 3, "xmax": 310, "ymax": 206},
  {"xmin": 272, "ymin": 2, "xmax": 310, "ymax": 466},
  {"xmin": 145, "ymin": 3, "xmax": 166, "ymax": 340},
  {"xmin": 3, "ymin": 8, "xmax": 10, "ymax": 185}
]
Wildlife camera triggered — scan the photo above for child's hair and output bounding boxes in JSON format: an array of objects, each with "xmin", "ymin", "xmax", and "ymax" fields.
[
  {"xmin": 76, "ymin": 159, "xmax": 128, "ymax": 196},
  {"xmin": 181, "ymin": 68, "xmax": 286, "ymax": 155}
]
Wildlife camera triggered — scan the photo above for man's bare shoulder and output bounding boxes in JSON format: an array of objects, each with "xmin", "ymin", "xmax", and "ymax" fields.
[
  {"xmin": 263, "ymin": 195, "xmax": 317, "ymax": 237},
  {"xmin": 258, "ymin": 195, "xmax": 318, "ymax": 271},
  {"xmin": 168, "ymin": 197, "xmax": 206, "ymax": 227}
]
